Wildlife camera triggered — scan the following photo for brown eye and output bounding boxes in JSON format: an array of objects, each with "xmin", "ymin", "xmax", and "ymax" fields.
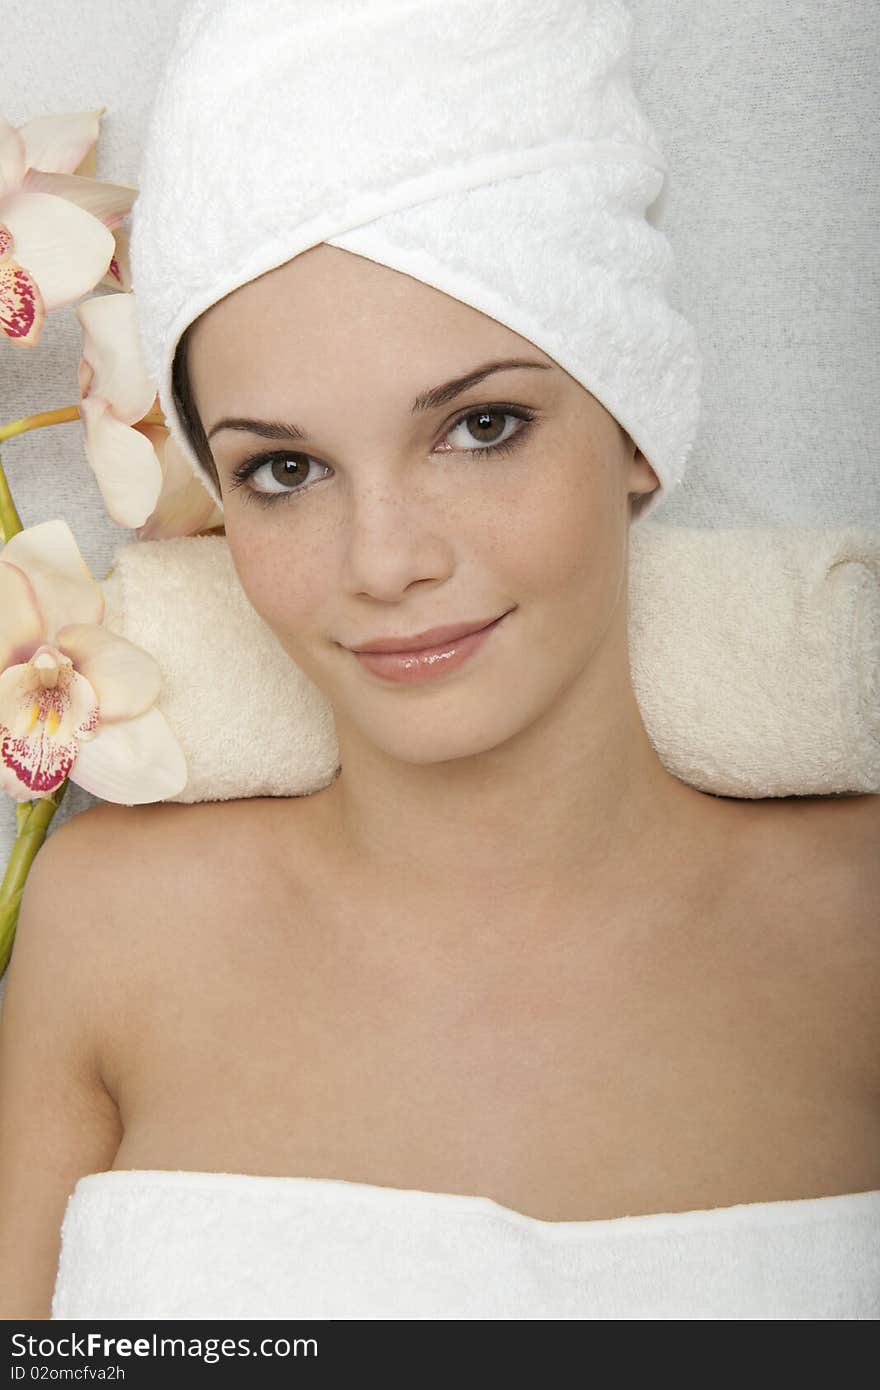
[
  {"xmin": 442, "ymin": 407, "xmax": 535, "ymax": 455},
  {"xmin": 266, "ymin": 454, "xmax": 311, "ymax": 489},
  {"xmin": 231, "ymin": 451, "xmax": 328, "ymax": 501},
  {"xmin": 463, "ymin": 410, "xmax": 507, "ymax": 445}
]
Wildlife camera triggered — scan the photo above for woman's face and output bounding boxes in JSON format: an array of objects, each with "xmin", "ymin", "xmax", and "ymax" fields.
[{"xmin": 187, "ymin": 243, "xmax": 659, "ymax": 765}]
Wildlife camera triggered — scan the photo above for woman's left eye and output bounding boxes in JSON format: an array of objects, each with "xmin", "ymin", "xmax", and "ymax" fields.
[{"xmin": 439, "ymin": 406, "xmax": 536, "ymax": 456}]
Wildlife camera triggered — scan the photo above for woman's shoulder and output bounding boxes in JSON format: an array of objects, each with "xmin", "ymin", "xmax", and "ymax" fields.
[
  {"xmin": 749, "ymin": 791, "xmax": 880, "ymax": 1089},
  {"xmin": 57, "ymin": 792, "xmax": 318, "ymax": 875},
  {"xmin": 730, "ymin": 791, "xmax": 878, "ymax": 966},
  {"xmin": 768, "ymin": 791, "xmax": 878, "ymax": 918},
  {"xmin": 49, "ymin": 793, "xmax": 324, "ymax": 945},
  {"xmin": 34, "ymin": 794, "xmax": 323, "ymax": 1103}
]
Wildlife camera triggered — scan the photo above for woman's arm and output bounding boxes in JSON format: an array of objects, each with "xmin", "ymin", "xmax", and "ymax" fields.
[{"xmin": 0, "ymin": 810, "xmax": 124, "ymax": 1319}]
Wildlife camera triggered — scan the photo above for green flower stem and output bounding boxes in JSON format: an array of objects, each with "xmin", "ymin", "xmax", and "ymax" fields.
[
  {"xmin": 0, "ymin": 405, "xmax": 82, "ymax": 443},
  {"xmin": 0, "ymin": 447, "xmax": 23, "ymax": 544},
  {"xmin": 0, "ymin": 435, "xmax": 74, "ymax": 977},
  {"xmin": 0, "ymin": 408, "xmax": 84, "ymax": 542},
  {"xmin": 0, "ymin": 781, "xmax": 69, "ymax": 978}
]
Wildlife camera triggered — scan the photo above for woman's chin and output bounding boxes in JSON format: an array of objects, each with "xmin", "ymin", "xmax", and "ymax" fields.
[{"xmin": 332, "ymin": 701, "xmax": 534, "ymax": 768}]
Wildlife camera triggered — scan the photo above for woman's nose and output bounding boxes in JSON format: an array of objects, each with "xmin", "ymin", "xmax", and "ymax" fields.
[{"xmin": 339, "ymin": 475, "xmax": 455, "ymax": 601}]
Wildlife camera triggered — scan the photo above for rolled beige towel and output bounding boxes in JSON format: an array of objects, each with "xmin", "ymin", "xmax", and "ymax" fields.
[
  {"xmin": 627, "ymin": 524, "xmax": 879, "ymax": 797},
  {"xmin": 99, "ymin": 523, "xmax": 880, "ymax": 803}
]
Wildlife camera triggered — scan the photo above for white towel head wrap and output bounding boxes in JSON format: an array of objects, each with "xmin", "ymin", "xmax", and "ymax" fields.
[{"xmin": 130, "ymin": 0, "xmax": 701, "ymax": 524}]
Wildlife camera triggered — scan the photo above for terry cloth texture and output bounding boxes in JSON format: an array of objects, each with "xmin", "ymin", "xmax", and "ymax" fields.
[
  {"xmin": 128, "ymin": 0, "xmax": 702, "ymax": 524},
  {"xmin": 51, "ymin": 1170, "xmax": 880, "ymax": 1320}
]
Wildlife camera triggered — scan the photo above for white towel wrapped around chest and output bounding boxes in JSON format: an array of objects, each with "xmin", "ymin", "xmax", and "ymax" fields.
[{"xmin": 49, "ymin": 1171, "xmax": 880, "ymax": 1320}]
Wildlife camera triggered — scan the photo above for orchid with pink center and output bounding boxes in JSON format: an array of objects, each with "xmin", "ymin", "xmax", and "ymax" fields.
[
  {"xmin": 0, "ymin": 108, "xmax": 136, "ymax": 345},
  {"xmin": 76, "ymin": 291, "xmax": 225, "ymax": 534},
  {"xmin": 0, "ymin": 519, "xmax": 187, "ymax": 803}
]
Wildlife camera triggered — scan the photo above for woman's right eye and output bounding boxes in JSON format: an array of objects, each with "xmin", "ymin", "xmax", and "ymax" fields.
[{"xmin": 229, "ymin": 451, "xmax": 330, "ymax": 506}]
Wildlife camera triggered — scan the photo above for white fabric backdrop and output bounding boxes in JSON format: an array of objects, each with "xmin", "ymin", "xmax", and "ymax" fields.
[{"xmin": 1, "ymin": 0, "xmax": 878, "ymax": 949}]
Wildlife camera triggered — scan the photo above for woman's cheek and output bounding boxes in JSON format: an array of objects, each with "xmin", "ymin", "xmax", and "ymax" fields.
[
  {"xmin": 505, "ymin": 453, "xmax": 608, "ymax": 592},
  {"xmin": 527, "ymin": 463, "xmax": 625, "ymax": 640},
  {"xmin": 225, "ymin": 520, "xmax": 332, "ymax": 648}
]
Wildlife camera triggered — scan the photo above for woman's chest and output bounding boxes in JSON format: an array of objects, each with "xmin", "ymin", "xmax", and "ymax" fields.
[{"xmin": 104, "ymin": 827, "xmax": 880, "ymax": 1223}]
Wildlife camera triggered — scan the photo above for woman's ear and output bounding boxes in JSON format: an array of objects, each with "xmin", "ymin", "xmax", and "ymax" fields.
[{"xmin": 627, "ymin": 440, "xmax": 661, "ymax": 502}]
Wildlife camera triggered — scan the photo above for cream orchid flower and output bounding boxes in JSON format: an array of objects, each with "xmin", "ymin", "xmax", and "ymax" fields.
[
  {"xmin": 33, "ymin": 115, "xmax": 131, "ymax": 292},
  {"xmin": 76, "ymin": 291, "xmax": 163, "ymax": 527},
  {"xmin": 0, "ymin": 519, "xmax": 187, "ymax": 804},
  {"xmin": 0, "ymin": 108, "xmax": 136, "ymax": 346},
  {"xmin": 77, "ymin": 290, "xmax": 224, "ymax": 536},
  {"xmin": 101, "ymin": 222, "xmax": 131, "ymax": 293},
  {"xmin": 134, "ymin": 425, "xmax": 226, "ymax": 541}
]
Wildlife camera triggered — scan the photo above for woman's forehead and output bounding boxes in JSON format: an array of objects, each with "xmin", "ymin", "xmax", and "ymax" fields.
[{"xmin": 188, "ymin": 251, "xmax": 560, "ymax": 409}]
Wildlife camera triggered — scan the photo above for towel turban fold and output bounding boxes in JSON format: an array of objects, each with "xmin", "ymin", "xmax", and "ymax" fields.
[{"xmin": 130, "ymin": 0, "xmax": 702, "ymax": 523}]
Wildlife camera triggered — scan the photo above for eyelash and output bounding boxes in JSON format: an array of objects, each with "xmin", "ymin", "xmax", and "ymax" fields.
[{"xmin": 226, "ymin": 404, "xmax": 539, "ymax": 508}]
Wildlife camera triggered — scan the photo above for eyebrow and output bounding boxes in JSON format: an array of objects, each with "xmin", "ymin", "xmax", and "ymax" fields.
[{"xmin": 205, "ymin": 357, "xmax": 552, "ymax": 442}]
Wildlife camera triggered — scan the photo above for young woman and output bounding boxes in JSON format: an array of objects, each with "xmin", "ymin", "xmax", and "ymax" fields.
[{"xmin": 2, "ymin": 0, "xmax": 878, "ymax": 1320}]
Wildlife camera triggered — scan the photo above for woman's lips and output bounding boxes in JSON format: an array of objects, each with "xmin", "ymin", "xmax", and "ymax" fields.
[{"xmin": 351, "ymin": 611, "xmax": 510, "ymax": 684}]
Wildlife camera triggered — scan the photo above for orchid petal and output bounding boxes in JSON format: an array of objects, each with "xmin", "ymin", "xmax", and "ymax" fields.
[
  {"xmin": 70, "ymin": 704, "xmax": 189, "ymax": 804},
  {"xmin": 77, "ymin": 353, "xmax": 94, "ymax": 396},
  {"xmin": 0, "ymin": 754, "xmax": 37, "ymax": 802},
  {"xmin": 0, "ymin": 117, "xmax": 26, "ymax": 197},
  {"xmin": 0, "ymin": 658, "xmax": 98, "ymax": 801},
  {"xmin": 18, "ymin": 109, "xmax": 104, "ymax": 176},
  {"xmin": 98, "ymin": 224, "xmax": 131, "ymax": 291},
  {"xmin": 1, "ymin": 190, "xmax": 114, "ymax": 309},
  {"xmin": 0, "ymin": 520, "xmax": 103, "ymax": 639},
  {"xmin": 135, "ymin": 429, "xmax": 225, "ymax": 540},
  {"xmin": 0, "ymin": 560, "xmax": 45, "ymax": 667},
  {"xmin": 77, "ymin": 291, "xmax": 156, "ymax": 421},
  {"xmin": 0, "ymin": 249, "xmax": 45, "ymax": 344},
  {"xmin": 79, "ymin": 395, "xmax": 164, "ymax": 527},
  {"xmin": 22, "ymin": 168, "xmax": 136, "ymax": 230},
  {"xmin": 73, "ymin": 145, "xmax": 96, "ymax": 179},
  {"xmin": 55, "ymin": 622, "xmax": 162, "ymax": 721}
]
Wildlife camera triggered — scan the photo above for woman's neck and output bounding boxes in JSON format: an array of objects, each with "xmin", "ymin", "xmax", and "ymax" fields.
[{"xmin": 315, "ymin": 628, "xmax": 705, "ymax": 924}]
